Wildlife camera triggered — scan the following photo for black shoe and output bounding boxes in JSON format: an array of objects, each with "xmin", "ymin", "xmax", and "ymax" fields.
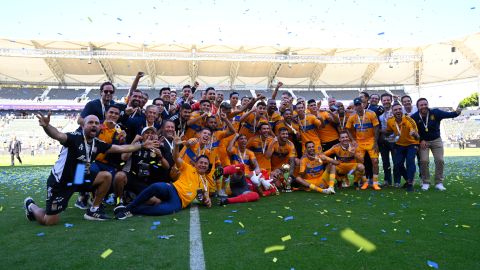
[
  {"xmin": 114, "ymin": 205, "xmax": 132, "ymax": 220},
  {"xmin": 218, "ymin": 196, "xmax": 229, "ymax": 206},
  {"xmin": 406, "ymin": 183, "xmax": 414, "ymax": 192},
  {"xmin": 402, "ymin": 182, "xmax": 408, "ymax": 189},
  {"xmin": 24, "ymin": 197, "xmax": 35, "ymax": 221},
  {"xmin": 74, "ymin": 198, "xmax": 89, "ymax": 210},
  {"xmin": 353, "ymin": 182, "xmax": 359, "ymax": 190},
  {"xmin": 84, "ymin": 208, "xmax": 110, "ymax": 221}
]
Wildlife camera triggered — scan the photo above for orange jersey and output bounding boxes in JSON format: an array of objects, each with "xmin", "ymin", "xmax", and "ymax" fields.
[
  {"xmin": 184, "ymin": 111, "xmax": 207, "ymax": 140},
  {"xmin": 386, "ymin": 116, "xmax": 420, "ymax": 146},
  {"xmin": 267, "ymin": 111, "xmax": 283, "ymax": 130},
  {"xmin": 270, "ymin": 141, "xmax": 297, "ymax": 171},
  {"xmin": 346, "ymin": 110, "xmax": 379, "ymax": 144},
  {"xmin": 247, "ymin": 135, "xmax": 273, "ymax": 172},
  {"xmin": 95, "ymin": 124, "xmax": 119, "ymax": 163},
  {"xmin": 239, "ymin": 113, "xmax": 268, "ymax": 140},
  {"xmin": 318, "ymin": 111, "xmax": 339, "ymax": 143},
  {"xmin": 298, "ymin": 114, "xmax": 323, "ymax": 148},
  {"xmin": 180, "ymin": 143, "xmax": 217, "ymax": 191},
  {"xmin": 275, "ymin": 120, "xmax": 300, "ymax": 141},
  {"xmin": 229, "ymin": 147, "xmax": 257, "ymax": 175},
  {"xmin": 335, "ymin": 112, "xmax": 352, "ymax": 132},
  {"xmin": 173, "ymin": 162, "xmax": 209, "ymax": 208},
  {"xmin": 323, "ymin": 143, "xmax": 356, "ymax": 164},
  {"xmin": 299, "ymin": 155, "xmax": 326, "ymax": 182}
]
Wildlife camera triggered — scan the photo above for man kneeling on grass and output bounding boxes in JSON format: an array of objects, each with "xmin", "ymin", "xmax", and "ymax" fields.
[
  {"xmin": 24, "ymin": 113, "xmax": 159, "ymax": 225},
  {"xmin": 114, "ymin": 131, "xmax": 211, "ymax": 219}
]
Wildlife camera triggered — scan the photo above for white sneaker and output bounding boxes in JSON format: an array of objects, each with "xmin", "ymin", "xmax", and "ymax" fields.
[
  {"xmin": 421, "ymin": 184, "xmax": 430, "ymax": 191},
  {"xmin": 322, "ymin": 189, "xmax": 332, "ymax": 194},
  {"xmin": 435, "ymin": 183, "xmax": 446, "ymax": 191},
  {"xmin": 327, "ymin": 187, "xmax": 336, "ymax": 194}
]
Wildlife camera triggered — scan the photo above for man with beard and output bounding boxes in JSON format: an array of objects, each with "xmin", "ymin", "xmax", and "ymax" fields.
[
  {"xmin": 275, "ymin": 109, "xmax": 301, "ymax": 156},
  {"xmin": 159, "ymin": 87, "xmax": 175, "ymax": 119},
  {"xmin": 122, "ymin": 89, "xmax": 145, "ymax": 143},
  {"xmin": 114, "ymin": 131, "xmax": 211, "ymax": 218},
  {"xmin": 228, "ymin": 133, "xmax": 261, "ymax": 176},
  {"xmin": 266, "ymin": 127, "xmax": 296, "ymax": 175},
  {"xmin": 266, "ymin": 99, "xmax": 283, "ymax": 131},
  {"xmin": 184, "ymin": 100, "xmax": 211, "ymax": 140},
  {"xmin": 78, "ymin": 81, "xmax": 117, "ymax": 126},
  {"xmin": 386, "ymin": 103, "xmax": 420, "ymax": 192},
  {"xmin": 378, "ymin": 93, "xmax": 395, "ymax": 186},
  {"xmin": 229, "ymin": 92, "xmax": 240, "ymax": 110},
  {"xmin": 24, "ymin": 114, "xmax": 159, "ymax": 225},
  {"xmin": 346, "ymin": 97, "xmax": 381, "ymax": 191},
  {"xmin": 247, "ymin": 122, "xmax": 274, "ymax": 173},
  {"xmin": 295, "ymin": 141, "xmax": 339, "ymax": 194},
  {"xmin": 332, "ymin": 102, "xmax": 350, "ymax": 132},
  {"xmin": 324, "ymin": 131, "xmax": 366, "ymax": 189},
  {"xmin": 311, "ymin": 100, "xmax": 340, "ymax": 152},
  {"xmin": 239, "ymin": 101, "xmax": 269, "ymax": 140},
  {"xmin": 192, "ymin": 87, "xmax": 218, "ymax": 114},
  {"xmin": 169, "ymin": 103, "xmax": 192, "ymax": 140},
  {"xmin": 176, "ymin": 84, "xmax": 196, "ymax": 107},
  {"xmin": 295, "ymin": 102, "xmax": 325, "ymax": 153},
  {"xmin": 411, "ymin": 98, "xmax": 462, "ymax": 191}
]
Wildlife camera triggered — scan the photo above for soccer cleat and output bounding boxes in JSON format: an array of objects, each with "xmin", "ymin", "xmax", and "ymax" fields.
[
  {"xmin": 360, "ymin": 182, "xmax": 369, "ymax": 190},
  {"xmin": 372, "ymin": 184, "xmax": 382, "ymax": 190},
  {"xmin": 421, "ymin": 183, "xmax": 430, "ymax": 191},
  {"xmin": 74, "ymin": 198, "xmax": 89, "ymax": 210},
  {"xmin": 84, "ymin": 208, "xmax": 110, "ymax": 221},
  {"xmin": 406, "ymin": 183, "xmax": 414, "ymax": 192},
  {"xmin": 393, "ymin": 183, "xmax": 401, "ymax": 188},
  {"xmin": 353, "ymin": 182, "xmax": 359, "ymax": 190},
  {"xmin": 24, "ymin": 197, "xmax": 35, "ymax": 221},
  {"xmin": 218, "ymin": 196, "xmax": 229, "ymax": 206},
  {"xmin": 435, "ymin": 183, "xmax": 446, "ymax": 191},
  {"xmin": 114, "ymin": 205, "xmax": 132, "ymax": 220},
  {"xmin": 322, "ymin": 188, "xmax": 332, "ymax": 194},
  {"xmin": 326, "ymin": 187, "xmax": 336, "ymax": 194},
  {"xmin": 341, "ymin": 182, "xmax": 349, "ymax": 188}
]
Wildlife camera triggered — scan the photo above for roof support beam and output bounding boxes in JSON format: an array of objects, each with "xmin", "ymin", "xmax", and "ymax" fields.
[
  {"xmin": 308, "ymin": 49, "xmax": 337, "ymax": 89},
  {"xmin": 361, "ymin": 49, "xmax": 393, "ymax": 87},
  {"xmin": 97, "ymin": 59, "xmax": 115, "ymax": 83},
  {"xmin": 31, "ymin": 41, "xmax": 66, "ymax": 86},
  {"xmin": 414, "ymin": 47, "xmax": 423, "ymax": 90},
  {"xmin": 145, "ymin": 60, "xmax": 157, "ymax": 87},
  {"xmin": 189, "ymin": 61, "xmax": 198, "ymax": 84},
  {"xmin": 267, "ymin": 63, "xmax": 282, "ymax": 88}
]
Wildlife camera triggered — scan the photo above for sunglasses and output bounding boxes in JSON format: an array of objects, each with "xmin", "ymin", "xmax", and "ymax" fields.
[{"xmin": 103, "ymin": 90, "xmax": 114, "ymax": 94}]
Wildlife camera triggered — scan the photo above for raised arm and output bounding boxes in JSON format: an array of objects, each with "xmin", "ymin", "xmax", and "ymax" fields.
[
  {"xmin": 36, "ymin": 112, "xmax": 67, "ymax": 144},
  {"xmin": 227, "ymin": 133, "xmax": 239, "ymax": 154},
  {"xmin": 107, "ymin": 137, "xmax": 159, "ymax": 154},
  {"xmin": 127, "ymin": 72, "xmax": 144, "ymax": 98},
  {"xmin": 220, "ymin": 113, "xmax": 235, "ymax": 135},
  {"xmin": 172, "ymin": 131, "xmax": 184, "ymax": 168},
  {"xmin": 271, "ymin": 81, "xmax": 283, "ymax": 99}
]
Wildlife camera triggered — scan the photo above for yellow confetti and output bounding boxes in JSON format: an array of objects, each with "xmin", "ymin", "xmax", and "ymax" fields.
[
  {"xmin": 0, "ymin": 206, "xmax": 3, "ymax": 212},
  {"xmin": 346, "ymin": 210, "xmax": 352, "ymax": 213},
  {"xmin": 270, "ymin": 211, "xmax": 277, "ymax": 213},
  {"xmin": 357, "ymin": 247, "xmax": 363, "ymax": 252},
  {"xmin": 264, "ymin": 245, "xmax": 286, "ymax": 253},
  {"xmin": 272, "ymin": 257, "xmax": 278, "ymax": 263},
  {"xmin": 277, "ymin": 216, "xmax": 283, "ymax": 219},
  {"xmin": 284, "ymin": 206, "xmax": 290, "ymax": 210},
  {"xmin": 340, "ymin": 228, "xmax": 376, "ymax": 253},
  {"xmin": 101, "ymin": 249, "xmax": 113, "ymax": 259},
  {"xmin": 239, "ymin": 222, "xmax": 244, "ymax": 228},
  {"xmin": 281, "ymin": 235, "xmax": 291, "ymax": 242},
  {"xmin": 462, "ymin": 225, "xmax": 471, "ymax": 228},
  {"xmin": 392, "ymin": 220, "xmax": 401, "ymax": 224},
  {"xmin": 248, "ymin": 208, "xmax": 252, "ymax": 210},
  {"xmin": 208, "ymin": 232, "xmax": 213, "ymax": 235}
]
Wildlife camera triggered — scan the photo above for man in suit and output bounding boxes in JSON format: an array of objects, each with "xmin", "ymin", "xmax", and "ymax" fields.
[{"xmin": 9, "ymin": 136, "xmax": 22, "ymax": 166}]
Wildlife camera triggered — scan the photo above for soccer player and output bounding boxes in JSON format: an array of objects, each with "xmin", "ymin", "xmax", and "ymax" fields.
[
  {"xmin": 169, "ymin": 103, "xmax": 192, "ymax": 139},
  {"xmin": 247, "ymin": 122, "xmax": 274, "ymax": 173},
  {"xmin": 24, "ymin": 114, "xmax": 159, "ymax": 225},
  {"xmin": 295, "ymin": 102, "xmax": 325, "ymax": 153},
  {"xmin": 228, "ymin": 133, "xmax": 261, "ymax": 176},
  {"xmin": 295, "ymin": 141, "xmax": 339, "ymax": 194},
  {"xmin": 217, "ymin": 164, "xmax": 261, "ymax": 205},
  {"xmin": 324, "ymin": 131, "xmax": 366, "ymax": 189},
  {"xmin": 411, "ymin": 98, "xmax": 462, "ymax": 191},
  {"xmin": 266, "ymin": 127, "xmax": 296, "ymax": 174},
  {"xmin": 386, "ymin": 103, "xmax": 420, "ymax": 192},
  {"xmin": 184, "ymin": 99, "xmax": 211, "ymax": 140},
  {"xmin": 346, "ymin": 97, "xmax": 381, "ymax": 190},
  {"xmin": 239, "ymin": 101, "xmax": 269, "ymax": 140},
  {"xmin": 266, "ymin": 99, "xmax": 283, "ymax": 130},
  {"xmin": 115, "ymin": 131, "xmax": 212, "ymax": 218}
]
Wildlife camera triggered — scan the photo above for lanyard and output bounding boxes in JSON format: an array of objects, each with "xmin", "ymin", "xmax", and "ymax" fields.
[
  {"xmin": 394, "ymin": 120, "xmax": 402, "ymax": 135},
  {"xmin": 339, "ymin": 114, "xmax": 346, "ymax": 130},
  {"xmin": 197, "ymin": 145, "xmax": 207, "ymax": 157},
  {"xmin": 83, "ymin": 135, "xmax": 95, "ymax": 164},
  {"xmin": 284, "ymin": 121, "xmax": 297, "ymax": 134},
  {"xmin": 238, "ymin": 148, "xmax": 247, "ymax": 164},
  {"xmin": 100, "ymin": 99, "xmax": 105, "ymax": 120},
  {"xmin": 145, "ymin": 120, "xmax": 154, "ymax": 128},
  {"xmin": 164, "ymin": 138, "xmax": 174, "ymax": 153},
  {"xmin": 199, "ymin": 175, "xmax": 208, "ymax": 193},
  {"xmin": 261, "ymin": 137, "xmax": 268, "ymax": 154},
  {"xmin": 419, "ymin": 111, "xmax": 429, "ymax": 131},
  {"xmin": 357, "ymin": 110, "xmax": 366, "ymax": 130}
]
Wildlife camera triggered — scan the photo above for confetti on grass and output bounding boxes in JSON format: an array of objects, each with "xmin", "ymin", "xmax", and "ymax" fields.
[
  {"xmin": 158, "ymin": 235, "xmax": 174, "ymax": 239},
  {"xmin": 427, "ymin": 260, "xmax": 439, "ymax": 269},
  {"xmin": 264, "ymin": 245, "xmax": 286, "ymax": 253},
  {"xmin": 239, "ymin": 222, "xmax": 244, "ymax": 228},
  {"xmin": 340, "ymin": 228, "xmax": 376, "ymax": 253},
  {"xmin": 284, "ymin": 216, "xmax": 294, "ymax": 221},
  {"xmin": 281, "ymin": 235, "xmax": 291, "ymax": 242},
  {"xmin": 101, "ymin": 249, "xmax": 113, "ymax": 259},
  {"xmin": 153, "ymin": 221, "xmax": 161, "ymax": 226},
  {"xmin": 37, "ymin": 232, "xmax": 45, "ymax": 237},
  {"xmin": 224, "ymin": 220, "xmax": 233, "ymax": 224},
  {"xmin": 64, "ymin": 223, "xmax": 74, "ymax": 228}
]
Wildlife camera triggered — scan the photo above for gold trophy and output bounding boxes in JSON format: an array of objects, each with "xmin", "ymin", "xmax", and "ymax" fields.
[{"xmin": 281, "ymin": 164, "xmax": 292, "ymax": 192}]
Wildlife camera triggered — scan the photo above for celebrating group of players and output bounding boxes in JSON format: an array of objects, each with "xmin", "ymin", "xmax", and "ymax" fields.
[{"xmin": 24, "ymin": 72, "xmax": 462, "ymax": 225}]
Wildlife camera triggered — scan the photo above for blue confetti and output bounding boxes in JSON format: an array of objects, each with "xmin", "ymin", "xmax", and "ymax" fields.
[
  {"xmin": 378, "ymin": 32, "xmax": 385, "ymax": 35},
  {"xmin": 313, "ymin": 232, "xmax": 318, "ymax": 236},
  {"xmin": 231, "ymin": 210, "xmax": 238, "ymax": 213},
  {"xmin": 284, "ymin": 216, "xmax": 294, "ymax": 221},
  {"xmin": 427, "ymin": 260, "xmax": 439, "ymax": 269},
  {"xmin": 237, "ymin": 229, "xmax": 246, "ymax": 235},
  {"xmin": 158, "ymin": 235, "xmax": 174, "ymax": 239},
  {"xmin": 153, "ymin": 221, "xmax": 161, "ymax": 226},
  {"xmin": 381, "ymin": 229, "xmax": 387, "ymax": 233},
  {"xmin": 324, "ymin": 224, "xmax": 330, "ymax": 227},
  {"xmin": 406, "ymin": 229, "xmax": 411, "ymax": 234},
  {"xmin": 37, "ymin": 232, "xmax": 45, "ymax": 237},
  {"xmin": 320, "ymin": 237, "xmax": 327, "ymax": 241},
  {"xmin": 64, "ymin": 223, "xmax": 74, "ymax": 228},
  {"xmin": 150, "ymin": 226, "xmax": 157, "ymax": 230},
  {"xmin": 224, "ymin": 219, "xmax": 233, "ymax": 224}
]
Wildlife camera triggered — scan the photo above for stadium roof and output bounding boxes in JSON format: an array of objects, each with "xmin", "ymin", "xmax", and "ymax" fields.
[{"xmin": 0, "ymin": 32, "xmax": 479, "ymax": 89}]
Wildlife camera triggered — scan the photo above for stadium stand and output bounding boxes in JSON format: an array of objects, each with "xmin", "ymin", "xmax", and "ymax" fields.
[
  {"xmin": 292, "ymin": 90, "xmax": 326, "ymax": 101},
  {"xmin": 390, "ymin": 89, "xmax": 407, "ymax": 97},
  {"xmin": 0, "ymin": 88, "xmax": 45, "ymax": 100},
  {"xmin": 47, "ymin": 88, "xmax": 85, "ymax": 100},
  {"xmin": 325, "ymin": 90, "xmax": 359, "ymax": 100}
]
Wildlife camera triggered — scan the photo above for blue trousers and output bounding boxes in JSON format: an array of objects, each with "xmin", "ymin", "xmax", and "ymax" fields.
[
  {"xmin": 393, "ymin": 144, "xmax": 417, "ymax": 184},
  {"xmin": 128, "ymin": 182, "xmax": 182, "ymax": 216}
]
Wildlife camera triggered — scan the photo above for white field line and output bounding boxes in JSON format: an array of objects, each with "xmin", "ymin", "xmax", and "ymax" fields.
[{"xmin": 189, "ymin": 205, "xmax": 206, "ymax": 270}]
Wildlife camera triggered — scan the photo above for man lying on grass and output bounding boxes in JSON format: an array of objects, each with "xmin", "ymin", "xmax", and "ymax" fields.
[
  {"xmin": 24, "ymin": 113, "xmax": 159, "ymax": 225},
  {"xmin": 114, "ymin": 131, "xmax": 211, "ymax": 219}
]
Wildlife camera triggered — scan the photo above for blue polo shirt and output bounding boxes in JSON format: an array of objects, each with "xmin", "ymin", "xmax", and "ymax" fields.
[{"xmin": 411, "ymin": 108, "xmax": 459, "ymax": 141}]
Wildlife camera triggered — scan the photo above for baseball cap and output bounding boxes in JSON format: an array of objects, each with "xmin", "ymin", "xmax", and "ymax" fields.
[
  {"xmin": 353, "ymin": 97, "xmax": 362, "ymax": 105},
  {"xmin": 141, "ymin": 126, "xmax": 157, "ymax": 135}
]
